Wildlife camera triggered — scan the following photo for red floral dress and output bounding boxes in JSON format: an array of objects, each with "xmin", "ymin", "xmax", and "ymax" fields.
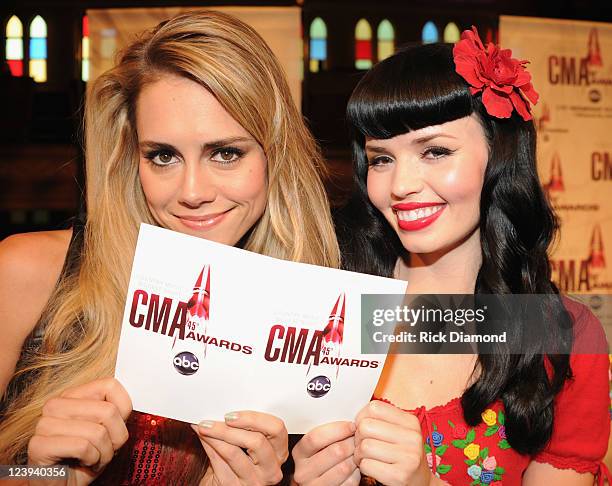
[{"xmin": 374, "ymin": 299, "xmax": 610, "ymax": 485}]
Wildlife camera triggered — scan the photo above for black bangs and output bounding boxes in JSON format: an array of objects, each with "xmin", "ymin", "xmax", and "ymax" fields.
[{"xmin": 347, "ymin": 43, "xmax": 475, "ymax": 139}]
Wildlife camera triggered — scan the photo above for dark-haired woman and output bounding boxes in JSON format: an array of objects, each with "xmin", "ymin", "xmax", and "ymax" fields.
[{"xmin": 292, "ymin": 28, "xmax": 610, "ymax": 486}]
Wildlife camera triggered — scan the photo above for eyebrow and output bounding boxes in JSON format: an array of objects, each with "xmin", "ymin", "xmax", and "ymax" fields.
[
  {"xmin": 365, "ymin": 133, "xmax": 458, "ymax": 153},
  {"xmin": 139, "ymin": 136, "xmax": 255, "ymax": 153}
]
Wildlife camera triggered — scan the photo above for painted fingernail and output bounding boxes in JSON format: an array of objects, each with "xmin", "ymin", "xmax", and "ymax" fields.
[
  {"xmin": 224, "ymin": 412, "xmax": 239, "ymax": 421},
  {"xmin": 198, "ymin": 420, "xmax": 215, "ymax": 429}
]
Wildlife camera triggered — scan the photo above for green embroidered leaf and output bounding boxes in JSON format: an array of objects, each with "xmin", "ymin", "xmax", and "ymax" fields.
[
  {"xmin": 448, "ymin": 419, "xmax": 455, "ymax": 428},
  {"xmin": 466, "ymin": 428, "xmax": 476, "ymax": 443},
  {"xmin": 437, "ymin": 464, "xmax": 452, "ymax": 474},
  {"xmin": 435, "ymin": 445, "xmax": 449, "ymax": 456},
  {"xmin": 498, "ymin": 410, "xmax": 505, "ymax": 425},
  {"xmin": 479, "ymin": 447, "xmax": 489, "ymax": 459},
  {"xmin": 494, "ymin": 474, "xmax": 501, "ymax": 481},
  {"xmin": 498, "ymin": 439, "xmax": 511, "ymax": 450},
  {"xmin": 494, "ymin": 466, "xmax": 505, "ymax": 474},
  {"xmin": 452, "ymin": 439, "xmax": 468, "ymax": 449},
  {"xmin": 470, "ymin": 480, "xmax": 480, "ymax": 486},
  {"xmin": 484, "ymin": 425, "xmax": 499, "ymax": 437},
  {"xmin": 424, "ymin": 443, "xmax": 432, "ymax": 454},
  {"xmin": 433, "ymin": 423, "xmax": 438, "ymax": 431},
  {"xmin": 465, "ymin": 459, "xmax": 477, "ymax": 466}
]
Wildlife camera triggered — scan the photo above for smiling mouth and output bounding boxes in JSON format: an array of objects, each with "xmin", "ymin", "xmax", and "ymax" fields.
[
  {"xmin": 395, "ymin": 204, "xmax": 445, "ymax": 222},
  {"xmin": 175, "ymin": 210, "xmax": 231, "ymax": 230}
]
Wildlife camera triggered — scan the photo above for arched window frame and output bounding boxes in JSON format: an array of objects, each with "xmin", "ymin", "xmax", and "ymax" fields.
[
  {"xmin": 355, "ymin": 18, "xmax": 372, "ymax": 70},
  {"xmin": 5, "ymin": 15, "xmax": 24, "ymax": 77},
  {"xmin": 29, "ymin": 14, "xmax": 47, "ymax": 82},
  {"xmin": 309, "ymin": 17, "xmax": 327, "ymax": 73}
]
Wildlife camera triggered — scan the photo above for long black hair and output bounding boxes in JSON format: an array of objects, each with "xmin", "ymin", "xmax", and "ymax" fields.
[{"xmin": 338, "ymin": 43, "xmax": 573, "ymax": 455}]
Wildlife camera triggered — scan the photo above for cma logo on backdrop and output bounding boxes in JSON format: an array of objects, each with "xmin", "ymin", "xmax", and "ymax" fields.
[
  {"xmin": 547, "ymin": 28, "xmax": 609, "ymax": 102},
  {"xmin": 551, "ymin": 224, "xmax": 609, "ymax": 292}
]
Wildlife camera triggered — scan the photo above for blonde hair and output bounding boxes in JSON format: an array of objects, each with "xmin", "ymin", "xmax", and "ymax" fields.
[{"xmin": 0, "ymin": 10, "xmax": 339, "ymax": 464}]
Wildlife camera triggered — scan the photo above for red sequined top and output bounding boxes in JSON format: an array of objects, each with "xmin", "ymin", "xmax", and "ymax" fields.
[{"xmin": 373, "ymin": 299, "xmax": 611, "ymax": 486}]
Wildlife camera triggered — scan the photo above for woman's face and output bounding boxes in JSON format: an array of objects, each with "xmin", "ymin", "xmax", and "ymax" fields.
[
  {"xmin": 366, "ymin": 115, "xmax": 489, "ymax": 258},
  {"xmin": 136, "ymin": 74, "xmax": 268, "ymax": 246}
]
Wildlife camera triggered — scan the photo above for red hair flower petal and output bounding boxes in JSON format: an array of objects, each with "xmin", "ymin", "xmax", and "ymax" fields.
[
  {"xmin": 482, "ymin": 86, "xmax": 513, "ymax": 119},
  {"xmin": 452, "ymin": 26, "xmax": 538, "ymax": 122}
]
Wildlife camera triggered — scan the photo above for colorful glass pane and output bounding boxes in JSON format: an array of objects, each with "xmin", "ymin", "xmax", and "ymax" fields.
[
  {"xmin": 310, "ymin": 17, "xmax": 326, "ymax": 38},
  {"xmin": 6, "ymin": 38, "xmax": 23, "ymax": 60},
  {"xmin": 443, "ymin": 22, "xmax": 460, "ymax": 43},
  {"xmin": 6, "ymin": 15, "xmax": 23, "ymax": 37},
  {"xmin": 378, "ymin": 20, "xmax": 394, "ymax": 41},
  {"xmin": 29, "ymin": 59, "xmax": 46, "ymax": 82},
  {"xmin": 422, "ymin": 21, "xmax": 438, "ymax": 44},
  {"xmin": 83, "ymin": 15, "xmax": 89, "ymax": 37},
  {"xmin": 7, "ymin": 60, "xmax": 23, "ymax": 76},
  {"xmin": 378, "ymin": 40, "xmax": 394, "ymax": 61},
  {"xmin": 310, "ymin": 38, "xmax": 326, "ymax": 61},
  {"xmin": 356, "ymin": 19, "xmax": 372, "ymax": 40},
  {"xmin": 82, "ymin": 59, "xmax": 89, "ymax": 82},
  {"xmin": 30, "ymin": 15, "xmax": 47, "ymax": 37},
  {"xmin": 29, "ymin": 38, "xmax": 46, "ymax": 59}
]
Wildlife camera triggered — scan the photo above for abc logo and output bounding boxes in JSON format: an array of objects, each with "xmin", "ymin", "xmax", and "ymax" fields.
[
  {"xmin": 588, "ymin": 89, "xmax": 601, "ymax": 103},
  {"xmin": 307, "ymin": 376, "xmax": 331, "ymax": 398},
  {"xmin": 173, "ymin": 352, "xmax": 199, "ymax": 375}
]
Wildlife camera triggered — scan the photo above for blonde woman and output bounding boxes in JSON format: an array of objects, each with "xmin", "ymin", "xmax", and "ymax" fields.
[{"xmin": 0, "ymin": 11, "xmax": 339, "ymax": 485}]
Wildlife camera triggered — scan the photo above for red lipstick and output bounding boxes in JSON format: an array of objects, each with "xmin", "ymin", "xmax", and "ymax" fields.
[{"xmin": 392, "ymin": 203, "xmax": 446, "ymax": 231}]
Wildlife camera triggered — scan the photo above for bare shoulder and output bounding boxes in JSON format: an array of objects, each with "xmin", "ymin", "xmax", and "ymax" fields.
[
  {"xmin": 0, "ymin": 230, "xmax": 72, "ymax": 396},
  {"xmin": 0, "ymin": 230, "xmax": 72, "ymax": 290}
]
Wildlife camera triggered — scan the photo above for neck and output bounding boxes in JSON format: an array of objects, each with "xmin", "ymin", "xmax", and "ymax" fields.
[{"xmin": 397, "ymin": 229, "xmax": 482, "ymax": 294}]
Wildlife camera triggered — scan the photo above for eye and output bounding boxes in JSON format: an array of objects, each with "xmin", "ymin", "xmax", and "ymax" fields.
[
  {"xmin": 144, "ymin": 149, "xmax": 180, "ymax": 167},
  {"xmin": 211, "ymin": 147, "xmax": 244, "ymax": 164},
  {"xmin": 422, "ymin": 146, "xmax": 456, "ymax": 159},
  {"xmin": 368, "ymin": 155, "xmax": 394, "ymax": 167}
]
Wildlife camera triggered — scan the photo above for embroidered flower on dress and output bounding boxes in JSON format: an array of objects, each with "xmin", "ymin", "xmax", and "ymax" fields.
[
  {"xmin": 482, "ymin": 455, "xmax": 497, "ymax": 471},
  {"xmin": 497, "ymin": 425, "xmax": 506, "ymax": 439},
  {"xmin": 453, "ymin": 26, "xmax": 539, "ymax": 121},
  {"xmin": 480, "ymin": 470, "xmax": 495, "ymax": 484},
  {"xmin": 464, "ymin": 443, "xmax": 481, "ymax": 460},
  {"xmin": 427, "ymin": 430, "xmax": 445, "ymax": 447},
  {"xmin": 452, "ymin": 422, "xmax": 468, "ymax": 439},
  {"xmin": 481, "ymin": 409, "xmax": 497, "ymax": 426},
  {"xmin": 467, "ymin": 464, "xmax": 482, "ymax": 480}
]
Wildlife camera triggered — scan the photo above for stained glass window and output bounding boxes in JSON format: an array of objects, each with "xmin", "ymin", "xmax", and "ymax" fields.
[
  {"xmin": 6, "ymin": 15, "xmax": 24, "ymax": 76},
  {"xmin": 422, "ymin": 21, "xmax": 438, "ymax": 44},
  {"xmin": 355, "ymin": 19, "xmax": 372, "ymax": 70},
  {"xmin": 29, "ymin": 15, "xmax": 47, "ymax": 82},
  {"xmin": 309, "ymin": 17, "xmax": 327, "ymax": 73},
  {"xmin": 377, "ymin": 20, "xmax": 394, "ymax": 61}
]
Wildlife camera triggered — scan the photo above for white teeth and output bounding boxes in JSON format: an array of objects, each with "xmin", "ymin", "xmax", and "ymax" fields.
[{"xmin": 396, "ymin": 205, "xmax": 444, "ymax": 222}]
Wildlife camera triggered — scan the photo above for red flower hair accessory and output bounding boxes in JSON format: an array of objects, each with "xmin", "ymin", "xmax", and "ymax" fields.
[{"xmin": 453, "ymin": 26, "xmax": 539, "ymax": 121}]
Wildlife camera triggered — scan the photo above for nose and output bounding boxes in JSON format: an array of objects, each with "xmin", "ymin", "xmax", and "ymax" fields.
[
  {"xmin": 178, "ymin": 161, "xmax": 217, "ymax": 208},
  {"xmin": 390, "ymin": 158, "xmax": 424, "ymax": 199}
]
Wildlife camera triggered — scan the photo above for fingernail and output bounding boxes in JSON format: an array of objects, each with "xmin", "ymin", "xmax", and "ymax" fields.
[
  {"xmin": 224, "ymin": 412, "xmax": 239, "ymax": 421},
  {"xmin": 198, "ymin": 420, "xmax": 214, "ymax": 429}
]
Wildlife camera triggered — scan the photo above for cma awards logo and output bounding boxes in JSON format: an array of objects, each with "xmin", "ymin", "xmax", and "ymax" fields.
[
  {"xmin": 547, "ymin": 28, "xmax": 609, "ymax": 102},
  {"xmin": 552, "ymin": 224, "xmax": 609, "ymax": 292}
]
